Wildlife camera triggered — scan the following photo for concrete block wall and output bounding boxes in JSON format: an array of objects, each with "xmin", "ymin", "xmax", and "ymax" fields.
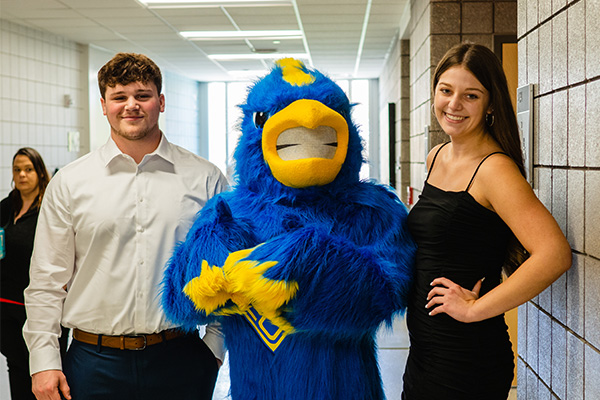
[
  {"xmin": 398, "ymin": 41, "xmax": 411, "ymax": 199},
  {"xmin": 408, "ymin": 0, "xmax": 434, "ymax": 193},
  {"xmin": 378, "ymin": 37, "xmax": 410, "ymax": 202},
  {"xmin": 517, "ymin": 0, "xmax": 600, "ymax": 397}
]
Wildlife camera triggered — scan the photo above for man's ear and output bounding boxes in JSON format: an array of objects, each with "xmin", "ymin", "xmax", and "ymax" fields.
[{"xmin": 101, "ymin": 97, "xmax": 107, "ymax": 116}]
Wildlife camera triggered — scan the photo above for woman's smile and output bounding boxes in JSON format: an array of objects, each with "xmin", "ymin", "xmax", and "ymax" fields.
[{"xmin": 443, "ymin": 112, "xmax": 467, "ymax": 122}]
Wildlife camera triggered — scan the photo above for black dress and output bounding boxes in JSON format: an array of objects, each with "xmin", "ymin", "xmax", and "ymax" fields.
[{"xmin": 402, "ymin": 144, "xmax": 514, "ymax": 400}]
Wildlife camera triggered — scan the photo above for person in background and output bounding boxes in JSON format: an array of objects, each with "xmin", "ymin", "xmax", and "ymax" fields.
[
  {"xmin": 1, "ymin": 148, "xmax": 68, "ymax": 400},
  {"xmin": 401, "ymin": 43, "xmax": 572, "ymax": 399},
  {"xmin": 23, "ymin": 53, "xmax": 228, "ymax": 400}
]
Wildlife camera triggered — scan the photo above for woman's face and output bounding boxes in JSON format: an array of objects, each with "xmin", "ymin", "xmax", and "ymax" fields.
[
  {"xmin": 434, "ymin": 65, "xmax": 491, "ymax": 140},
  {"xmin": 13, "ymin": 154, "xmax": 40, "ymax": 197}
]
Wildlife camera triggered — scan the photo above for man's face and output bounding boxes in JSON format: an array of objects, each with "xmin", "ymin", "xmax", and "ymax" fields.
[{"xmin": 101, "ymin": 81, "xmax": 165, "ymax": 143}]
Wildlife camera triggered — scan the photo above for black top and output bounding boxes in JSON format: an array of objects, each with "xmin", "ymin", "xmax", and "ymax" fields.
[
  {"xmin": 1, "ymin": 195, "xmax": 39, "ymax": 303},
  {"xmin": 402, "ymin": 143, "xmax": 514, "ymax": 399}
]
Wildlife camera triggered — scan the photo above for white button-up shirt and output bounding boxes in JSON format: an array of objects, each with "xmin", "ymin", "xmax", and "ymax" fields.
[{"xmin": 24, "ymin": 135, "xmax": 228, "ymax": 374}]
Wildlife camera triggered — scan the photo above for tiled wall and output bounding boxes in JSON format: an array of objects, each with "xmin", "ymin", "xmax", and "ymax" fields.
[
  {"xmin": 1, "ymin": 19, "xmax": 206, "ymax": 199},
  {"xmin": 163, "ymin": 71, "xmax": 201, "ymax": 155},
  {"xmin": 517, "ymin": 0, "xmax": 599, "ymax": 398},
  {"xmin": 0, "ymin": 19, "xmax": 84, "ymax": 196}
]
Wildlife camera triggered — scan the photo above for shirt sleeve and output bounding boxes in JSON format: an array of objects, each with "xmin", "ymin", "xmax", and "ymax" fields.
[
  {"xmin": 202, "ymin": 320, "xmax": 226, "ymax": 362},
  {"xmin": 23, "ymin": 172, "xmax": 75, "ymax": 374},
  {"xmin": 197, "ymin": 166, "xmax": 229, "ymax": 362},
  {"xmin": 200, "ymin": 167, "xmax": 228, "ymax": 362},
  {"xmin": 211, "ymin": 167, "xmax": 230, "ymax": 198}
]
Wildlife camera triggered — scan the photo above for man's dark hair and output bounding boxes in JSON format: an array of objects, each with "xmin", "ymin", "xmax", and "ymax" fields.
[{"xmin": 98, "ymin": 52, "xmax": 162, "ymax": 99}]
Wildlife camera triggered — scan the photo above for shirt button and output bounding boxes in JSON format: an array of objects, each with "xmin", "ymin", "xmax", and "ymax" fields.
[{"xmin": 137, "ymin": 226, "xmax": 144, "ymax": 233}]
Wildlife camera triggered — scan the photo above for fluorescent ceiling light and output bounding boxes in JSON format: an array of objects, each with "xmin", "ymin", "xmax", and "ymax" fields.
[
  {"xmin": 139, "ymin": 0, "xmax": 291, "ymax": 8},
  {"xmin": 209, "ymin": 53, "xmax": 309, "ymax": 61},
  {"xmin": 181, "ymin": 30, "xmax": 302, "ymax": 40}
]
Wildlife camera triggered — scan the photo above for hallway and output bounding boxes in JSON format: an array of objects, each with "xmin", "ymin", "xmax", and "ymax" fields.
[{"xmin": 2, "ymin": 0, "xmax": 596, "ymax": 397}]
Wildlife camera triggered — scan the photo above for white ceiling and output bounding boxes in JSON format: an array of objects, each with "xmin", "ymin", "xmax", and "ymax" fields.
[{"xmin": 1, "ymin": 0, "xmax": 409, "ymax": 82}]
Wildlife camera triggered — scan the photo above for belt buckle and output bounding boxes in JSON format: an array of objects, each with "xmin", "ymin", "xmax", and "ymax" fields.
[{"xmin": 128, "ymin": 334, "xmax": 147, "ymax": 350}]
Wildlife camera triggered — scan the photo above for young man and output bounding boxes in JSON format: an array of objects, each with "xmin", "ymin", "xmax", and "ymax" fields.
[{"xmin": 24, "ymin": 53, "xmax": 227, "ymax": 400}]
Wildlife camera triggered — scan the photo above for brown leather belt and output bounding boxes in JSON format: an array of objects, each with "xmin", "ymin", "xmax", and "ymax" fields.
[{"xmin": 73, "ymin": 328, "xmax": 186, "ymax": 350}]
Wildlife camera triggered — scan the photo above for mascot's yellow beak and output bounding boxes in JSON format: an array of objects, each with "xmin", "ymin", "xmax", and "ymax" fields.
[{"xmin": 262, "ymin": 99, "xmax": 349, "ymax": 188}]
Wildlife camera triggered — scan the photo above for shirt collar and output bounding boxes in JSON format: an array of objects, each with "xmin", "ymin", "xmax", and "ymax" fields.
[{"xmin": 100, "ymin": 132, "xmax": 174, "ymax": 167}]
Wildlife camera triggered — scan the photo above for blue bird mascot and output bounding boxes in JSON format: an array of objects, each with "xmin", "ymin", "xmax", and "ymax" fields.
[{"xmin": 162, "ymin": 58, "xmax": 415, "ymax": 400}]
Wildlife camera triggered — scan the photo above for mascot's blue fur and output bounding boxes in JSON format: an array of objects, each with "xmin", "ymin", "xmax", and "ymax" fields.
[{"xmin": 162, "ymin": 59, "xmax": 415, "ymax": 400}]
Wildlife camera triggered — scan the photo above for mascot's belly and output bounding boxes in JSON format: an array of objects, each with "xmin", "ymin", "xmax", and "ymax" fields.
[
  {"xmin": 223, "ymin": 317, "xmax": 384, "ymax": 400},
  {"xmin": 214, "ymin": 197, "xmax": 390, "ymax": 400}
]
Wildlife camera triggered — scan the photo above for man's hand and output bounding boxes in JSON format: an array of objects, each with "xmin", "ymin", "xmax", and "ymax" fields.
[{"xmin": 32, "ymin": 370, "xmax": 71, "ymax": 400}]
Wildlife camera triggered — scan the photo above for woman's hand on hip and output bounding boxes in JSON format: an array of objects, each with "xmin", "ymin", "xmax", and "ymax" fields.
[{"xmin": 426, "ymin": 277, "xmax": 484, "ymax": 323}]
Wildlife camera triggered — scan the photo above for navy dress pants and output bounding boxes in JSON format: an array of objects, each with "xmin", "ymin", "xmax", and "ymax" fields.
[{"xmin": 63, "ymin": 333, "xmax": 219, "ymax": 400}]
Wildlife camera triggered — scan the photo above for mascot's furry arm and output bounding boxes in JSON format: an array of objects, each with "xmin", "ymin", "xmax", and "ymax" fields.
[
  {"xmin": 238, "ymin": 185, "xmax": 413, "ymax": 338},
  {"xmin": 161, "ymin": 196, "xmax": 259, "ymax": 331}
]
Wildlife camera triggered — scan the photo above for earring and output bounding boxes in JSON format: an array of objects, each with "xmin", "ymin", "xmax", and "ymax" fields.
[{"xmin": 486, "ymin": 113, "xmax": 495, "ymax": 127}]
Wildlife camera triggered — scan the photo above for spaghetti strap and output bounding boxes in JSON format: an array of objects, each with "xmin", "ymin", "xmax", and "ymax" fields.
[
  {"xmin": 426, "ymin": 142, "xmax": 450, "ymax": 182},
  {"xmin": 465, "ymin": 151, "xmax": 507, "ymax": 192}
]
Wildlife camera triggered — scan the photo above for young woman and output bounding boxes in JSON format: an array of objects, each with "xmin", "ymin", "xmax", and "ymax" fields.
[
  {"xmin": 1, "ymin": 148, "xmax": 51, "ymax": 400},
  {"xmin": 401, "ymin": 43, "xmax": 571, "ymax": 399}
]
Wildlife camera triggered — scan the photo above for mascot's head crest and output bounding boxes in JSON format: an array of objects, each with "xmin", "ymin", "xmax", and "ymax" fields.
[
  {"xmin": 277, "ymin": 58, "xmax": 315, "ymax": 87},
  {"xmin": 234, "ymin": 58, "xmax": 364, "ymax": 196}
]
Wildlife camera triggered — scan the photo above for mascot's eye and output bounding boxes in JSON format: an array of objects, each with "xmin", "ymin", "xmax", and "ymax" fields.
[{"xmin": 253, "ymin": 112, "xmax": 270, "ymax": 129}]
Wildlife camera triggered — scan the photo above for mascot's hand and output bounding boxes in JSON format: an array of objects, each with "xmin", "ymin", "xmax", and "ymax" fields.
[
  {"xmin": 182, "ymin": 246, "xmax": 298, "ymax": 325},
  {"xmin": 183, "ymin": 259, "xmax": 233, "ymax": 315},
  {"xmin": 223, "ymin": 245, "xmax": 299, "ymax": 326},
  {"xmin": 182, "ymin": 249, "xmax": 254, "ymax": 316}
]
